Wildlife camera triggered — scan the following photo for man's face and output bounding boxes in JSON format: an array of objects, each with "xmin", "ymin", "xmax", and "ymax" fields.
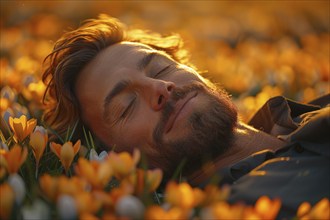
[{"xmin": 75, "ymin": 42, "xmax": 237, "ymax": 176}]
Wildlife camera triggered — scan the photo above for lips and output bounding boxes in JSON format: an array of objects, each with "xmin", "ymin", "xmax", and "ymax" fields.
[{"xmin": 164, "ymin": 91, "xmax": 198, "ymax": 133}]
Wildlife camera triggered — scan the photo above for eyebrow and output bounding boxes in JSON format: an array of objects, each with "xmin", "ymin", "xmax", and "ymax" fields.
[
  {"xmin": 102, "ymin": 52, "xmax": 160, "ymax": 121},
  {"xmin": 137, "ymin": 52, "xmax": 159, "ymax": 71}
]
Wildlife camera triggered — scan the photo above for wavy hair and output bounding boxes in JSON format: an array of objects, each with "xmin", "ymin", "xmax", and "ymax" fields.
[{"xmin": 42, "ymin": 14, "xmax": 190, "ymax": 138}]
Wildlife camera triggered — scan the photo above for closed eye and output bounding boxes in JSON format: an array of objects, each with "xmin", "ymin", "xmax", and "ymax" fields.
[
  {"xmin": 120, "ymin": 95, "xmax": 136, "ymax": 119},
  {"xmin": 152, "ymin": 64, "xmax": 175, "ymax": 78}
]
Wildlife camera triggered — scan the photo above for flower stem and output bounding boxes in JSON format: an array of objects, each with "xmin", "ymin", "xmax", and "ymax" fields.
[{"xmin": 35, "ymin": 163, "xmax": 39, "ymax": 179}]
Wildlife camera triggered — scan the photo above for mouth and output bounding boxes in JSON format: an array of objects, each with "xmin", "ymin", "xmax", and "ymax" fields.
[{"xmin": 164, "ymin": 91, "xmax": 198, "ymax": 134}]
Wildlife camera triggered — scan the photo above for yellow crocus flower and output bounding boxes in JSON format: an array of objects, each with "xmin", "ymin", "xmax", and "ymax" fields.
[
  {"xmin": 50, "ymin": 140, "xmax": 81, "ymax": 173},
  {"xmin": 74, "ymin": 157, "xmax": 113, "ymax": 190},
  {"xmin": 2, "ymin": 144, "xmax": 28, "ymax": 174},
  {"xmin": 39, "ymin": 174, "xmax": 59, "ymax": 202},
  {"xmin": 108, "ymin": 148, "xmax": 140, "ymax": 179},
  {"xmin": 29, "ymin": 126, "xmax": 48, "ymax": 167},
  {"xmin": 74, "ymin": 192, "xmax": 102, "ymax": 216},
  {"xmin": 0, "ymin": 149, "xmax": 8, "ymax": 179},
  {"xmin": 39, "ymin": 174, "xmax": 87, "ymax": 203},
  {"xmin": 0, "ymin": 183, "xmax": 15, "ymax": 220},
  {"xmin": 145, "ymin": 168, "xmax": 163, "ymax": 193},
  {"xmin": 145, "ymin": 205, "xmax": 187, "ymax": 220},
  {"xmin": 297, "ymin": 198, "xmax": 329, "ymax": 220},
  {"xmin": 132, "ymin": 168, "xmax": 163, "ymax": 196},
  {"xmin": 166, "ymin": 181, "xmax": 198, "ymax": 209},
  {"xmin": 253, "ymin": 196, "xmax": 281, "ymax": 219},
  {"xmin": 9, "ymin": 115, "xmax": 37, "ymax": 143},
  {"xmin": 205, "ymin": 201, "xmax": 246, "ymax": 220}
]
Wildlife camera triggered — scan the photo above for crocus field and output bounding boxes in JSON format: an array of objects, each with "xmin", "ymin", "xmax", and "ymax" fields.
[{"xmin": 0, "ymin": 1, "xmax": 329, "ymax": 220}]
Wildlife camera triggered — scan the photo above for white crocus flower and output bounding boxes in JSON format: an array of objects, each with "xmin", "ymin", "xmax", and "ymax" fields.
[
  {"xmin": 89, "ymin": 148, "xmax": 108, "ymax": 162},
  {"xmin": 57, "ymin": 195, "xmax": 77, "ymax": 220},
  {"xmin": 8, "ymin": 173, "xmax": 25, "ymax": 205},
  {"xmin": 34, "ymin": 125, "xmax": 47, "ymax": 135},
  {"xmin": 22, "ymin": 199, "xmax": 50, "ymax": 220},
  {"xmin": 115, "ymin": 195, "xmax": 145, "ymax": 220},
  {"xmin": 0, "ymin": 141, "xmax": 9, "ymax": 151}
]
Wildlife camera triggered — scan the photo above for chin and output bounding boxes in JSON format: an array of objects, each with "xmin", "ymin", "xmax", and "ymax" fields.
[{"xmin": 155, "ymin": 85, "xmax": 238, "ymax": 179}]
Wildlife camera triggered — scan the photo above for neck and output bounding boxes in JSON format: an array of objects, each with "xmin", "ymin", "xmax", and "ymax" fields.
[
  {"xmin": 188, "ymin": 121, "xmax": 287, "ymax": 185},
  {"xmin": 219, "ymin": 122, "xmax": 287, "ymax": 166}
]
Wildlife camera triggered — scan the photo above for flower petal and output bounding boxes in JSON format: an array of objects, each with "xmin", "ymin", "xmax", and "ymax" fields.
[
  {"xmin": 72, "ymin": 140, "xmax": 81, "ymax": 155},
  {"xmin": 50, "ymin": 142, "xmax": 62, "ymax": 158},
  {"xmin": 26, "ymin": 118, "xmax": 37, "ymax": 136},
  {"xmin": 8, "ymin": 116, "xmax": 14, "ymax": 131},
  {"xmin": 97, "ymin": 160, "xmax": 113, "ymax": 188},
  {"xmin": 75, "ymin": 158, "xmax": 95, "ymax": 181},
  {"xmin": 6, "ymin": 145, "xmax": 27, "ymax": 173},
  {"xmin": 0, "ymin": 183, "xmax": 15, "ymax": 220},
  {"xmin": 39, "ymin": 174, "xmax": 59, "ymax": 202},
  {"xmin": 60, "ymin": 142, "xmax": 74, "ymax": 172},
  {"xmin": 10, "ymin": 116, "xmax": 25, "ymax": 142},
  {"xmin": 132, "ymin": 148, "xmax": 141, "ymax": 165},
  {"xmin": 147, "ymin": 169, "xmax": 163, "ymax": 192},
  {"xmin": 29, "ymin": 131, "xmax": 46, "ymax": 164}
]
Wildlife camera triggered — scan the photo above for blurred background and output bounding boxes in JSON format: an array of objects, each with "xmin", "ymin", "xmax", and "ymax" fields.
[{"xmin": 1, "ymin": 0, "xmax": 329, "ymax": 122}]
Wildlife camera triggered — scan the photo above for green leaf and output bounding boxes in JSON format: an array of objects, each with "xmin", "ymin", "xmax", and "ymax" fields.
[{"xmin": 171, "ymin": 158, "xmax": 187, "ymax": 182}]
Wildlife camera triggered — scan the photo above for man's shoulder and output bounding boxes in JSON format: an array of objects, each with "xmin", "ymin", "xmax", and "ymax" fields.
[
  {"xmin": 283, "ymin": 106, "xmax": 330, "ymax": 157},
  {"xmin": 248, "ymin": 94, "xmax": 329, "ymax": 137},
  {"xmin": 307, "ymin": 93, "xmax": 330, "ymax": 107}
]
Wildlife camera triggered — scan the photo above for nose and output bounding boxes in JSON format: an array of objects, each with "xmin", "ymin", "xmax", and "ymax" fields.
[{"xmin": 149, "ymin": 79, "xmax": 175, "ymax": 111}]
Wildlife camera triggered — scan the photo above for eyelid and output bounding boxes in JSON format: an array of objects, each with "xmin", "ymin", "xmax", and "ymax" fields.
[
  {"xmin": 152, "ymin": 64, "xmax": 175, "ymax": 78},
  {"xmin": 120, "ymin": 94, "xmax": 137, "ymax": 119}
]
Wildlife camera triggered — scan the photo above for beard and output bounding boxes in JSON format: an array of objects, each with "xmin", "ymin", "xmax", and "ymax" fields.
[{"xmin": 149, "ymin": 82, "xmax": 238, "ymax": 180}]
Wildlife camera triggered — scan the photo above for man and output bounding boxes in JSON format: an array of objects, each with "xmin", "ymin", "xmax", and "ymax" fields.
[{"xmin": 42, "ymin": 15, "xmax": 329, "ymax": 218}]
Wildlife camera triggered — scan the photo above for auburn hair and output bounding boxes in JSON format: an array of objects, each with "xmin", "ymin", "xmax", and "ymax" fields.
[{"xmin": 42, "ymin": 14, "xmax": 190, "ymax": 138}]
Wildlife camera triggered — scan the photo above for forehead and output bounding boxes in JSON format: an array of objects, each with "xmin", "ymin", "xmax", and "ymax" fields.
[
  {"xmin": 74, "ymin": 42, "xmax": 156, "ymax": 119},
  {"xmin": 76, "ymin": 42, "xmax": 154, "ymax": 91},
  {"xmin": 83, "ymin": 42, "xmax": 155, "ymax": 76}
]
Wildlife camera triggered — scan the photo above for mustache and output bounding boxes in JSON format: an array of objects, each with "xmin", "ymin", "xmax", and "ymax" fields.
[{"xmin": 153, "ymin": 83, "xmax": 205, "ymax": 145}]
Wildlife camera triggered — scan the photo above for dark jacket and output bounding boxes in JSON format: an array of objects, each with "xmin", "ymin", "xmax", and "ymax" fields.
[{"xmin": 202, "ymin": 94, "xmax": 330, "ymax": 219}]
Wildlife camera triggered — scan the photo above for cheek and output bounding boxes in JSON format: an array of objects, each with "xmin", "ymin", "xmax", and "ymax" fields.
[{"xmin": 112, "ymin": 106, "xmax": 159, "ymax": 151}]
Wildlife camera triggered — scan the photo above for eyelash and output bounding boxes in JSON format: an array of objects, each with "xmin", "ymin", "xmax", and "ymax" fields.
[
  {"xmin": 153, "ymin": 64, "xmax": 174, "ymax": 78},
  {"xmin": 120, "ymin": 95, "xmax": 136, "ymax": 119}
]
